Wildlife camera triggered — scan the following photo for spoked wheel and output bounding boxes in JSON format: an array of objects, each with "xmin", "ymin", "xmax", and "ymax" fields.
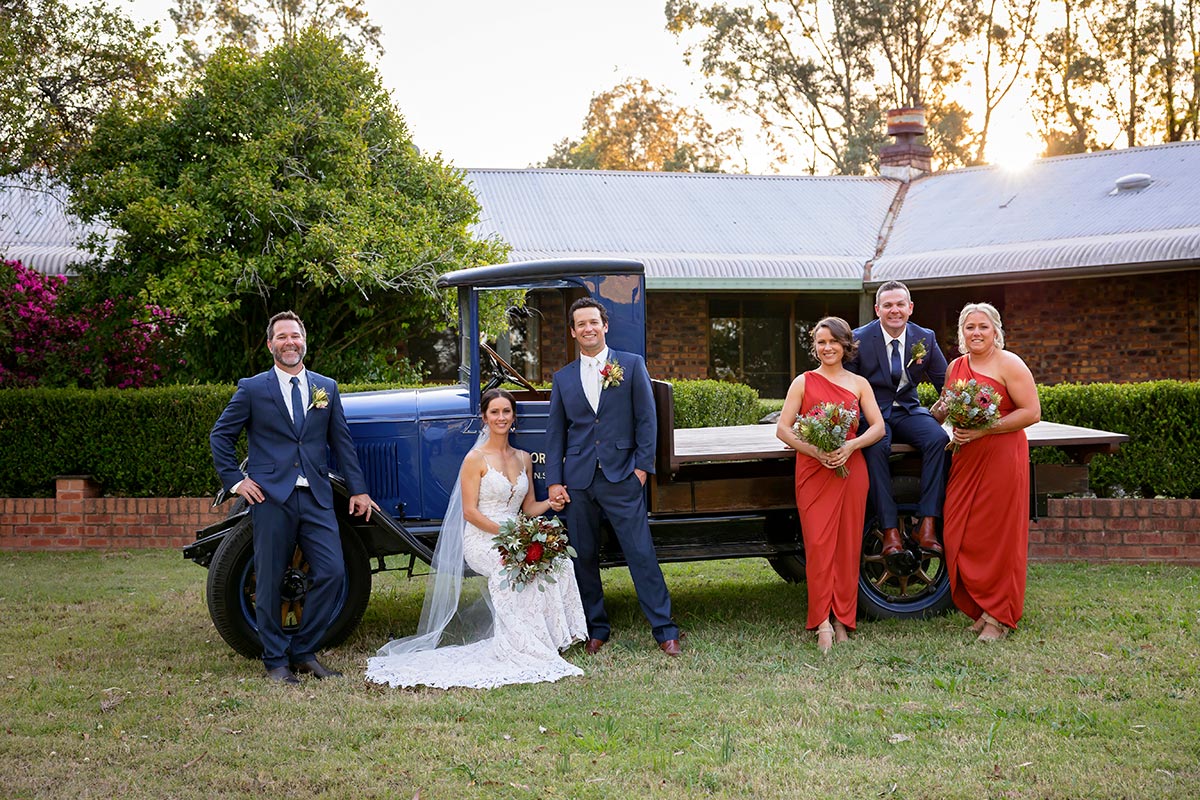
[
  {"xmin": 857, "ymin": 510, "xmax": 954, "ymax": 620},
  {"xmin": 206, "ymin": 511, "xmax": 372, "ymax": 659}
]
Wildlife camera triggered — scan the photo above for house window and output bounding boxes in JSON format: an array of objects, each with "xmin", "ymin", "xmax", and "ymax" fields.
[
  {"xmin": 708, "ymin": 293, "xmax": 861, "ymax": 398},
  {"xmin": 708, "ymin": 298, "xmax": 793, "ymax": 398},
  {"xmin": 794, "ymin": 295, "xmax": 861, "ymax": 373}
]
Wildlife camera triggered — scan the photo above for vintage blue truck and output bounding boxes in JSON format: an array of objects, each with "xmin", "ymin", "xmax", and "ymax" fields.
[{"xmin": 183, "ymin": 258, "xmax": 1126, "ymax": 658}]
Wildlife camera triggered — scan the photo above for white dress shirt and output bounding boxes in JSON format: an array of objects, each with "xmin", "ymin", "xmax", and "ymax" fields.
[{"xmin": 579, "ymin": 347, "xmax": 608, "ymax": 414}]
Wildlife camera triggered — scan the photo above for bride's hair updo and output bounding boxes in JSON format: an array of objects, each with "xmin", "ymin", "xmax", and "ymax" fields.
[{"xmin": 481, "ymin": 387, "xmax": 517, "ymax": 418}]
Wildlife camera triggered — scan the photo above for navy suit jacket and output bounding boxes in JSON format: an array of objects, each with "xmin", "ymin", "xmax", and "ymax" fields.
[
  {"xmin": 545, "ymin": 349, "xmax": 657, "ymax": 490},
  {"xmin": 848, "ymin": 319, "xmax": 947, "ymax": 421},
  {"xmin": 210, "ymin": 369, "xmax": 368, "ymax": 509}
]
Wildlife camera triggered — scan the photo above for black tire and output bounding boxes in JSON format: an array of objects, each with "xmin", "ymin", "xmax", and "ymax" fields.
[
  {"xmin": 205, "ymin": 513, "xmax": 372, "ymax": 660},
  {"xmin": 857, "ymin": 509, "xmax": 954, "ymax": 620},
  {"xmin": 767, "ymin": 552, "xmax": 806, "ymax": 583}
]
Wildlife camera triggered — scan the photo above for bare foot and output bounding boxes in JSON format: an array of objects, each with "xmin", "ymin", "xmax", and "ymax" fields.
[
  {"xmin": 816, "ymin": 623, "xmax": 834, "ymax": 654},
  {"xmin": 968, "ymin": 617, "xmax": 986, "ymax": 634},
  {"xmin": 832, "ymin": 620, "xmax": 850, "ymax": 643}
]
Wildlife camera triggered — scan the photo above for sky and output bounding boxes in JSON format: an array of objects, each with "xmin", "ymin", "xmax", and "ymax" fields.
[
  {"xmin": 114, "ymin": 0, "xmax": 748, "ymax": 170},
  {"xmin": 110, "ymin": 0, "xmax": 1042, "ymax": 172}
]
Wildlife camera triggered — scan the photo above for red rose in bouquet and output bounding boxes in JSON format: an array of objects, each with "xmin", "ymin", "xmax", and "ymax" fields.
[{"xmin": 493, "ymin": 513, "xmax": 577, "ymax": 592}]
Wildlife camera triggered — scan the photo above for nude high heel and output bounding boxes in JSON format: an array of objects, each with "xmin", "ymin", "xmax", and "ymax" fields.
[{"xmin": 816, "ymin": 621, "xmax": 834, "ymax": 653}]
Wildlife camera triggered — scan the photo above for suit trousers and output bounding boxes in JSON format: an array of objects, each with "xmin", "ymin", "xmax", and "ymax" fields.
[
  {"xmin": 862, "ymin": 407, "xmax": 950, "ymax": 528},
  {"xmin": 567, "ymin": 471, "xmax": 678, "ymax": 644},
  {"xmin": 251, "ymin": 487, "xmax": 344, "ymax": 669}
]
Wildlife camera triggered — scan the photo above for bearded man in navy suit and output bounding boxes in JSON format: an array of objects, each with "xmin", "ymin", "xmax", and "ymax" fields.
[
  {"xmin": 848, "ymin": 281, "xmax": 949, "ymax": 567},
  {"xmin": 545, "ymin": 298, "xmax": 680, "ymax": 657},
  {"xmin": 210, "ymin": 311, "xmax": 377, "ymax": 684}
]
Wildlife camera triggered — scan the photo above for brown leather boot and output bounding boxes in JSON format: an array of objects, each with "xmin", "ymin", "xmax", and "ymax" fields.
[
  {"xmin": 916, "ymin": 516, "xmax": 943, "ymax": 555},
  {"xmin": 881, "ymin": 527, "xmax": 903, "ymax": 556}
]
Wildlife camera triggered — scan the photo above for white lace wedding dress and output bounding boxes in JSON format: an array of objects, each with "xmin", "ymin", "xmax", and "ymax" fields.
[{"xmin": 365, "ymin": 466, "xmax": 587, "ymax": 689}]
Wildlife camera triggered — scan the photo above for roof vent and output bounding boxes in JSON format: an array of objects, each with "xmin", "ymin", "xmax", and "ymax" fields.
[{"xmin": 1112, "ymin": 173, "xmax": 1152, "ymax": 193}]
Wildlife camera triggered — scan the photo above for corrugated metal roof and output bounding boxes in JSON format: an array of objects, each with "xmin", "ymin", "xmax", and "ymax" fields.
[
  {"xmin": 872, "ymin": 142, "xmax": 1200, "ymax": 284},
  {"xmin": 0, "ymin": 177, "xmax": 109, "ymax": 275},
  {"xmin": 466, "ymin": 169, "xmax": 899, "ymax": 288}
]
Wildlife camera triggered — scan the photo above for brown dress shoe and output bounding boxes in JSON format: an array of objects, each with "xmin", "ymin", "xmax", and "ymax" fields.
[
  {"xmin": 659, "ymin": 639, "xmax": 682, "ymax": 656},
  {"xmin": 916, "ymin": 517, "xmax": 943, "ymax": 555},
  {"xmin": 584, "ymin": 638, "xmax": 607, "ymax": 655},
  {"xmin": 880, "ymin": 527, "xmax": 903, "ymax": 556},
  {"xmin": 265, "ymin": 665, "xmax": 300, "ymax": 685},
  {"xmin": 291, "ymin": 658, "xmax": 342, "ymax": 679}
]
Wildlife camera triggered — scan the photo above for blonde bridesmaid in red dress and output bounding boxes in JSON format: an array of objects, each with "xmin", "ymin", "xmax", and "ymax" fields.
[
  {"xmin": 934, "ymin": 303, "xmax": 1041, "ymax": 642},
  {"xmin": 777, "ymin": 317, "xmax": 884, "ymax": 653}
]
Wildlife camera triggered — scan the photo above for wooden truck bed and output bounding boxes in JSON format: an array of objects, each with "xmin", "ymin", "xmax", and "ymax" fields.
[{"xmin": 647, "ymin": 381, "xmax": 1128, "ymax": 517}]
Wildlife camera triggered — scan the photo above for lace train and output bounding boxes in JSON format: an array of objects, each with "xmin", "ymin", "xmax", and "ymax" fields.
[{"xmin": 366, "ymin": 467, "xmax": 587, "ymax": 688}]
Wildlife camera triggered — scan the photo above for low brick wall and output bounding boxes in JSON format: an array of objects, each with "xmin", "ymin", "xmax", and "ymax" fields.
[
  {"xmin": 0, "ymin": 477, "xmax": 224, "ymax": 551},
  {"xmin": 2, "ymin": 479, "xmax": 1199, "ymax": 563},
  {"xmin": 1030, "ymin": 498, "xmax": 1200, "ymax": 565}
]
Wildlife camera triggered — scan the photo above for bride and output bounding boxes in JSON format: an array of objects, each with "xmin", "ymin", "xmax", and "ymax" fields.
[{"xmin": 366, "ymin": 388, "xmax": 588, "ymax": 688}]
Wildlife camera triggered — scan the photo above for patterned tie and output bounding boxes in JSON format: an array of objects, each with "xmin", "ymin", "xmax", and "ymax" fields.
[
  {"xmin": 290, "ymin": 376, "xmax": 304, "ymax": 435},
  {"xmin": 890, "ymin": 339, "xmax": 902, "ymax": 387}
]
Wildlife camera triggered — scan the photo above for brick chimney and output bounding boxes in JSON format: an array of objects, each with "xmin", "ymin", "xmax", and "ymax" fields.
[{"xmin": 879, "ymin": 106, "xmax": 932, "ymax": 182}]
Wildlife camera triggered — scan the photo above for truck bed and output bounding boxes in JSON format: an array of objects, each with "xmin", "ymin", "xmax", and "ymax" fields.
[{"xmin": 671, "ymin": 420, "xmax": 1128, "ymax": 467}]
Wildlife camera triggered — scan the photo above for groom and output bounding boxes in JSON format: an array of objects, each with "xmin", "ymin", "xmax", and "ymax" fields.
[
  {"xmin": 210, "ymin": 311, "xmax": 377, "ymax": 684},
  {"xmin": 848, "ymin": 281, "xmax": 949, "ymax": 568},
  {"xmin": 545, "ymin": 298, "xmax": 681, "ymax": 656}
]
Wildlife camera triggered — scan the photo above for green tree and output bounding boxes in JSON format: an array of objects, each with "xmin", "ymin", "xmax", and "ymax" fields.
[
  {"xmin": 169, "ymin": 0, "xmax": 382, "ymax": 69},
  {"xmin": 667, "ymin": 0, "xmax": 884, "ymax": 175},
  {"xmin": 960, "ymin": 0, "xmax": 1039, "ymax": 164},
  {"xmin": 542, "ymin": 79, "xmax": 737, "ymax": 172},
  {"xmin": 0, "ymin": 0, "xmax": 166, "ymax": 177},
  {"xmin": 1146, "ymin": 0, "xmax": 1200, "ymax": 141},
  {"xmin": 66, "ymin": 29, "xmax": 506, "ymax": 383},
  {"xmin": 1033, "ymin": 0, "xmax": 1105, "ymax": 155}
]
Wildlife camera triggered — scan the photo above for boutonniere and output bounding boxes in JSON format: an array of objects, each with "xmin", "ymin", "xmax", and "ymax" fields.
[
  {"xmin": 599, "ymin": 359, "xmax": 624, "ymax": 389},
  {"xmin": 906, "ymin": 341, "xmax": 928, "ymax": 368},
  {"xmin": 308, "ymin": 386, "xmax": 329, "ymax": 410}
]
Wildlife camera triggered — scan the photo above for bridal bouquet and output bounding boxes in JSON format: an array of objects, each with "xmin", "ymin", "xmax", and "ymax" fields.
[
  {"xmin": 494, "ymin": 513, "xmax": 577, "ymax": 592},
  {"xmin": 793, "ymin": 401, "xmax": 856, "ymax": 478},
  {"xmin": 939, "ymin": 378, "xmax": 1003, "ymax": 452}
]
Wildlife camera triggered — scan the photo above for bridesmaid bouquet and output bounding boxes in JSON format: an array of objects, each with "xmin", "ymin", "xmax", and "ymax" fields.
[
  {"xmin": 793, "ymin": 402, "xmax": 855, "ymax": 478},
  {"xmin": 939, "ymin": 378, "xmax": 1003, "ymax": 452},
  {"xmin": 494, "ymin": 513, "xmax": 578, "ymax": 592}
]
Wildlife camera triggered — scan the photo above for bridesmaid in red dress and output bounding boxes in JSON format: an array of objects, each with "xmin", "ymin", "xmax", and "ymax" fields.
[
  {"xmin": 934, "ymin": 303, "xmax": 1041, "ymax": 642},
  {"xmin": 777, "ymin": 317, "xmax": 884, "ymax": 653}
]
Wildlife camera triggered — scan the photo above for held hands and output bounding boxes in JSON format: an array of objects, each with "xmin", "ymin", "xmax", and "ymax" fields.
[{"xmin": 548, "ymin": 483, "xmax": 572, "ymax": 510}]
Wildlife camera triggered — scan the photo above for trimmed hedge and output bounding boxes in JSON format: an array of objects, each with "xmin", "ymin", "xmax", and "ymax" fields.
[
  {"xmin": 1037, "ymin": 381, "xmax": 1200, "ymax": 499},
  {"xmin": 0, "ymin": 385, "xmax": 235, "ymax": 498},
  {"xmin": 2, "ymin": 380, "xmax": 1196, "ymax": 498},
  {"xmin": 671, "ymin": 380, "xmax": 763, "ymax": 428}
]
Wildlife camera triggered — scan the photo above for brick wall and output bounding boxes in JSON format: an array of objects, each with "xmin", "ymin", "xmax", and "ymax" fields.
[
  {"xmin": 646, "ymin": 292, "xmax": 709, "ymax": 380},
  {"xmin": 4, "ymin": 480, "xmax": 1198, "ymax": 565},
  {"xmin": 1004, "ymin": 271, "xmax": 1200, "ymax": 384},
  {"xmin": 0, "ymin": 477, "xmax": 224, "ymax": 551},
  {"xmin": 1029, "ymin": 498, "xmax": 1200, "ymax": 565}
]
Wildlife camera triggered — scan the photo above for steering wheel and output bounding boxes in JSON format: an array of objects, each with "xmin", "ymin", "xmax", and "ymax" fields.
[{"xmin": 480, "ymin": 340, "xmax": 538, "ymax": 392}]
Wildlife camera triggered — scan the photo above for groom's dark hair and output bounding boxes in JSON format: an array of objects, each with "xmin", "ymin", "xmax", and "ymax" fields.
[{"xmin": 568, "ymin": 297, "xmax": 608, "ymax": 327}]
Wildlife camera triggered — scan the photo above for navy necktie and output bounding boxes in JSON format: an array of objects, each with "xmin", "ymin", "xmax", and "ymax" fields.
[
  {"xmin": 890, "ymin": 339, "xmax": 902, "ymax": 387},
  {"xmin": 290, "ymin": 376, "xmax": 304, "ymax": 435}
]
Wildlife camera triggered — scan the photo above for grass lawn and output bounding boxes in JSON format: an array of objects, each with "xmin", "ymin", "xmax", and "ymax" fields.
[{"xmin": 1, "ymin": 551, "xmax": 1197, "ymax": 799}]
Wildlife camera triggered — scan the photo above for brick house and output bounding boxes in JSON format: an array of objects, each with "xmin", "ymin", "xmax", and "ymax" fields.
[{"xmin": 464, "ymin": 142, "xmax": 1200, "ymax": 395}]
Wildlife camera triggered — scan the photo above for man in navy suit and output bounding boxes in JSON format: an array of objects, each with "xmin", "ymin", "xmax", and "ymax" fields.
[
  {"xmin": 545, "ymin": 298, "xmax": 680, "ymax": 656},
  {"xmin": 848, "ymin": 281, "xmax": 949, "ymax": 566},
  {"xmin": 210, "ymin": 311, "xmax": 377, "ymax": 684}
]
